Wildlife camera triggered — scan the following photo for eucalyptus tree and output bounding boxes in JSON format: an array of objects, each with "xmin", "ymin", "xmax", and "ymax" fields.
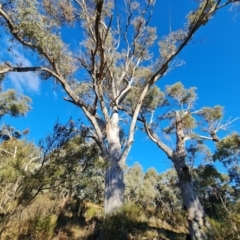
[
  {"xmin": 37, "ymin": 120, "xmax": 103, "ymax": 216},
  {"xmin": 140, "ymin": 82, "xmax": 236, "ymax": 239},
  {"xmin": 193, "ymin": 165, "xmax": 233, "ymax": 219},
  {"xmin": 156, "ymin": 169, "xmax": 182, "ymax": 214},
  {"xmin": 0, "ymin": 130, "xmax": 41, "ymax": 236},
  {"xmin": 0, "ymin": 119, "xmax": 101, "ymax": 236},
  {"xmin": 124, "ymin": 163, "xmax": 144, "ymax": 203},
  {"xmin": 124, "ymin": 164, "xmax": 184, "ymax": 229},
  {"xmin": 214, "ymin": 133, "xmax": 240, "ymax": 190},
  {"xmin": 193, "ymin": 164, "xmax": 240, "ymax": 238},
  {"xmin": 0, "ymin": 66, "xmax": 32, "ymax": 235},
  {"xmin": 0, "ymin": 0, "xmax": 239, "ymax": 214},
  {"xmin": 124, "ymin": 164, "xmax": 159, "ymax": 207},
  {"xmin": 212, "ymin": 133, "xmax": 240, "ymax": 237}
]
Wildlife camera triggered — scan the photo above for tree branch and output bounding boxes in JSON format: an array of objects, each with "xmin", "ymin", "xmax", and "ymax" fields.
[
  {"xmin": 0, "ymin": 66, "xmax": 41, "ymax": 74},
  {"xmin": 0, "ymin": 64, "xmax": 107, "ymax": 149},
  {"xmin": 149, "ymin": 0, "xmax": 226, "ymax": 85},
  {"xmin": 143, "ymin": 119, "xmax": 173, "ymax": 159},
  {"xmin": 0, "ymin": 5, "xmax": 55, "ymax": 67},
  {"xmin": 120, "ymin": 0, "xmax": 235, "ymax": 162}
]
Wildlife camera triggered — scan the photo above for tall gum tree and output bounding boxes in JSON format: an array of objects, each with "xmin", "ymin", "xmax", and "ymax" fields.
[
  {"xmin": 0, "ymin": 0, "xmax": 239, "ymax": 214},
  {"xmin": 141, "ymin": 82, "xmax": 237, "ymax": 239}
]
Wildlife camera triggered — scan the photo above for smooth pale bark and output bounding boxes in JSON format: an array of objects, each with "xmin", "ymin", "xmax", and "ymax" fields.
[
  {"xmin": 104, "ymin": 109, "xmax": 124, "ymax": 214},
  {"xmin": 104, "ymin": 158, "xmax": 124, "ymax": 214}
]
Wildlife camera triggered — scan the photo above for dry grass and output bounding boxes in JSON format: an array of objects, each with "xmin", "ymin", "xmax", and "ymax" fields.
[{"xmin": 1, "ymin": 193, "xmax": 189, "ymax": 240}]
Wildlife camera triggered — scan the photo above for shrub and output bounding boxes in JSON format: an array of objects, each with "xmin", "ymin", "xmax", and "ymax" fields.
[
  {"xmin": 17, "ymin": 210, "xmax": 57, "ymax": 240},
  {"xmin": 100, "ymin": 203, "xmax": 147, "ymax": 240}
]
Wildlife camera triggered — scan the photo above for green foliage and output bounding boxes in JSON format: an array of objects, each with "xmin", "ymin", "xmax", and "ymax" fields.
[
  {"xmin": 214, "ymin": 133, "xmax": 240, "ymax": 188},
  {"xmin": 209, "ymin": 215, "xmax": 240, "ymax": 240},
  {"xmin": 156, "ymin": 169, "xmax": 182, "ymax": 213},
  {"xmin": 154, "ymin": 82, "xmax": 199, "ymax": 135},
  {"xmin": 122, "ymin": 85, "xmax": 165, "ymax": 113},
  {"xmin": 138, "ymin": 168, "xmax": 159, "ymax": 207},
  {"xmin": 0, "ymin": 119, "xmax": 102, "ymax": 237},
  {"xmin": 159, "ymin": 30, "xmax": 186, "ymax": 59},
  {"xmin": 182, "ymin": 114, "xmax": 196, "ymax": 131},
  {"xmin": 214, "ymin": 133, "xmax": 240, "ymax": 159},
  {"xmin": 193, "ymin": 164, "xmax": 240, "ymax": 238},
  {"xmin": 42, "ymin": 0, "xmax": 75, "ymax": 24},
  {"xmin": 0, "ymin": 89, "xmax": 31, "ymax": 119},
  {"xmin": 0, "ymin": 64, "xmax": 31, "ymax": 121},
  {"xmin": 83, "ymin": 202, "xmax": 103, "ymax": 222},
  {"xmin": 0, "ymin": 136, "xmax": 43, "ymax": 236},
  {"xmin": 6, "ymin": 0, "xmax": 75, "ymax": 78},
  {"xmin": 145, "ymin": 82, "xmax": 227, "ymax": 148},
  {"xmin": 0, "ymin": 138, "xmax": 41, "ymax": 204},
  {"xmin": 187, "ymin": 0, "xmax": 216, "ymax": 27},
  {"xmin": 17, "ymin": 211, "xmax": 57, "ymax": 240},
  {"xmin": 124, "ymin": 164, "xmax": 159, "ymax": 207},
  {"xmin": 125, "ymin": 164, "xmax": 182, "ymax": 214},
  {"xmin": 71, "ymin": 81, "xmax": 94, "ymax": 104},
  {"xmin": 37, "ymin": 120, "xmax": 103, "ymax": 204},
  {"xmin": 0, "ymin": 125, "xmax": 22, "ymax": 140},
  {"xmin": 124, "ymin": 163, "xmax": 144, "ymax": 202},
  {"xmin": 142, "ymin": 86, "xmax": 165, "ymax": 112},
  {"xmin": 165, "ymin": 82, "xmax": 197, "ymax": 107},
  {"xmin": 101, "ymin": 203, "xmax": 147, "ymax": 240},
  {"xmin": 200, "ymin": 105, "xmax": 223, "ymax": 122},
  {"xmin": 193, "ymin": 165, "xmax": 233, "ymax": 219}
]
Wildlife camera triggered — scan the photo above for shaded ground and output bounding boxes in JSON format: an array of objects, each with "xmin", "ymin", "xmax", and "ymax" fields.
[{"xmin": 1, "ymin": 194, "xmax": 188, "ymax": 240}]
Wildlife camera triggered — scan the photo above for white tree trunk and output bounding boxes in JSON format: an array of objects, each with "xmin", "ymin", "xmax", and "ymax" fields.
[
  {"xmin": 174, "ymin": 161, "xmax": 213, "ymax": 240},
  {"xmin": 104, "ymin": 109, "xmax": 124, "ymax": 214},
  {"xmin": 104, "ymin": 157, "xmax": 124, "ymax": 214}
]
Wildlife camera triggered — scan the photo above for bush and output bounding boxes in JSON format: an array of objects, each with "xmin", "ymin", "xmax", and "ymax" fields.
[
  {"xmin": 83, "ymin": 202, "xmax": 104, "ymax": 222},
  {"xmin": 17, "ymin": 210, "xmax": 57, "ymax": 240},
  {"xmin": 209, "ymin": 215, "xmax": 240, "ymax": 240},
  {"xmin": 100, "ymin": 203, "xmax": 147, "ymax": 240}
]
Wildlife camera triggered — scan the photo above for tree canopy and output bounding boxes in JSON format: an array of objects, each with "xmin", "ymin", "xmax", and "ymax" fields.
[{"xmin": 0, "ymin": 0, "xmax": 240, "ymax": 239}]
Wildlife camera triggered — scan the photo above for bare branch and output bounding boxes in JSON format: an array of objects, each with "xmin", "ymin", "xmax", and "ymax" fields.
[
  {"xmin": 217, "ymin": 0, "xmax": 240, "ymax": 10},
  {"xmin": 0, "ymin": 148, "xmax": 15, "ymax": 157},
  {"xmin": 0, "ymin": 66, "xmax": 41, "ymax": 74},
  {"xmin": 143, "ymin": 118, "xmax": 173, "ymax": 159}
]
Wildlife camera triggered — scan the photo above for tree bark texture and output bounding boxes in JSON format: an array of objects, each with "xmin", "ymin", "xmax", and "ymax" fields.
[
  {"xmin": 174, "ymin": 113, "xmax": 213, "ymax": 240},
  {"xmin": 173, "ymin": 160, "xmax": 213, "ymax": 240},
  {"xmin": 104, "ymin": 158, "xmax": 124, "ymax": 214},
  {"xmin": 104, "ymin": 110, "xmax": 124, "ymax": 214}
]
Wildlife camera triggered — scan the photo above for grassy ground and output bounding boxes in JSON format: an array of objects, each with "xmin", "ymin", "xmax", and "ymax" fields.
[{"xmin": 1, "ymin": 194, "xmax": 188, "ymax": 240}]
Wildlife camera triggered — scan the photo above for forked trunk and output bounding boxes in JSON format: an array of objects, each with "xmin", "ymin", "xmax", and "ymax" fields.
[
  {"xmin": 174, "ymin": 160, "xmax": 213, "ymax": 240},
  {"xmin": 173, "ymin": 113, "xmax": 213, "ymax": 239},
  {"xmin": 104, "ymin": 109, "xmax": 124, "ymax": 214}
]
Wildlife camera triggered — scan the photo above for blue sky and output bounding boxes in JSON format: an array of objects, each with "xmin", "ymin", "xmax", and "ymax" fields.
[{"xmin": 1, "ymin": 1, "xmax": 240, "ymax": 173}]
